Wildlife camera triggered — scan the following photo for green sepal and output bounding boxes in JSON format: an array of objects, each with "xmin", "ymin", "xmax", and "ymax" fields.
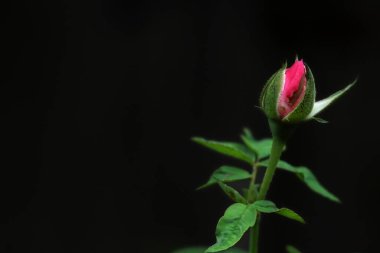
[
  {"xmin": 307, "ymin": 78, "xmax": 356, "ymax": 119},
  {"xmin": 283, "ymin": 64, "xmax": 316, "ymax": 123},
  {"xmin": 206, "ymin": 203, "xmax": 257, "ymax": 252},
  {"xmin": 218, "ymin": 182, "xmax": 247, "ymax": 204},
  {"xmin": 257, "ymin": 160, "xmax": 341, "ymax": 203},
  {"xmin": 286, "ymin": 245, "xmax": 302, "ymax": 253},
  {"xmin": 312, "ymin": 117, "xmax": 328, "ymax": 123},
  {"xmin": 197, "ymin": 166, "xmax": 251, "ymax": 190},
  {"xmin": 192, "ymin": 137, "xmax": 255, "ymax": 164},
  {"xmin": 259, "ymin": 64, "xmax": 287, "ymax": 120},
  {"xmin": 253, "ymin": 200, "xmax": 305, "ymax": 224}
]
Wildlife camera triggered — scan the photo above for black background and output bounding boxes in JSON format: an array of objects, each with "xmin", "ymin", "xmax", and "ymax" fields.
[{"xmin": 2, "ymin": 0, "xmax": 380, "ymax": 252}]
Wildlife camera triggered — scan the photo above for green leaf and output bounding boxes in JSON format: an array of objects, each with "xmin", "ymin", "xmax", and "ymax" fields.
[
  {"xmin": 276, "ymin": 208, "xmax": 305, "ymax": 224},
  {"xmin": 240, "ymin": 135, "xmax": 259, "ymax": 157},
  {"xmin": 254, "ymin": 139, "xmax": 273, "ymax": 159},
  {"xmin": 242, "ymin": 128, "xmax": 254, "ymax": 139},
  {"xmin": 257, "ymin": 160, "xmax": 295, "ymax": 173},
  {"xmin": 206, "ymin": 203, "xmax": 257, "ymax": 252},
  {"xmin": 240, "ymin": 129, "xmax": 273, "ymax": 159},
  {"xmin": 172, "ymin": 247, "xmax": 247, "ymax": 253},
  {"xmin": 223, "ymin": 249, "xmax": 247, "ymax": 253},
  {"xmin": 192, "ymin": 137, "xmax": 255, "ymax": 164},
  {"xmin": 307, "ymin": 79, "xmax": 356, "ymax": 119},
  {"xmin": 286, "ymin": 245, "xmax": 302, "ymax": 253},
  {"xmin": 198, "ymin": 166, "xmax": 251, "ymax": 190},
  {"xmin": 252, "ymin": 200, "xmax": 278, "ymax": 212},
  {"xmin": 297, "ymin": 167, "xmax": 341, "ymax": 203},
  {"xmin": 218, "ymin": 182, "xmax": 247, "ymax": 204},
  {"xmin": 257, "ymin": 160, "xmax": 340, "ymax": 203},
  {"xmin": 253, "ymin": 200, "xmax": 305, "ymax": 224}
]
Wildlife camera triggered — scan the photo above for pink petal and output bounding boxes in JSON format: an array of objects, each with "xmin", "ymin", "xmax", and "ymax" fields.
[{"xmin": 278, "ymin": 60, "xmax": 307, "ymax": 118}]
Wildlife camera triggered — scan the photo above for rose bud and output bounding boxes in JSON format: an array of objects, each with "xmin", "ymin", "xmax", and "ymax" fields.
[{"xmin": 259, "ymin": 59, "xmax": 355, "ymax": 124}]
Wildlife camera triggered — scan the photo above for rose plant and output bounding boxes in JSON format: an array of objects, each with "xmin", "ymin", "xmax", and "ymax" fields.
[{"xmin": 172, "ymin": 59, "xmax": 356, "ymax": 253}]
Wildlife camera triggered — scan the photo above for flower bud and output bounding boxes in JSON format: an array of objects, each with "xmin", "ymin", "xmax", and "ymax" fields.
[
  {"xmin": 259, "ymin": 59, "xmax": 354, "ymax": 124},
  {"xmin": 260, "ymin": 59, "xmax": 315, "ymax": 123}
]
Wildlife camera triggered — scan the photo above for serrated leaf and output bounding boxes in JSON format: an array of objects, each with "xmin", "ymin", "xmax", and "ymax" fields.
[
  {"xmin": 241, "ymin": 188, "xmax": 249, "ymax": 199},
  {"xmin": 276, "ymin": 208, "xmax": 305, "ymax": 224},
  {"xmin": 253, "ymin": 200, "xmax": 305, "ymax": 224},
  {"xmin": 198, "ymin": 166, "xmax": 251, "ymax": 190},
  {"xmin": 307, "ymin": 79, "xmax": 356, "ymax": 119},
  {"xmin": 240, "ymin": 135, "xmax": 259, "ymax": 157},
  {"xmin": 297, "ymin": 167, "xmax": 341, "ymax": 203},
  {"xmin": 240, "ymin": 130, "xmax": 273, "ymax": 160},
  {"xmin": 192, "ymin": 137, "xmax": 255, "ymax": 164},
  {"xmin": 172, "ymin": 247, "xmax": 247, "ymax": 253},
  {"xmin": 206, "ymin": 203, "xmax": 257, "ymax": 252},
  {"xmin": 252, "ymin": 200, "xmax": 278, "ymax": 212},
  {"xmin": 218, "ymin": 182, "xmax": 247, "ymax": 204},
  {"xmin": 257, "ymin": 160, "xmax": 340, "ymax": 203},
  {"xmin": 242, "ymin": 128, "xmax": 254, "ymax": 139},
  {"xmin": 286, "ymin": 245, "xmax": 302, "ymax": 253},
  {"xmin": 257, "ymin": 160, "xmax": 295, "ymax": 172},
  {"xmin": 254, "ymin": 139, "xmax": 273, "ymax": 159}
]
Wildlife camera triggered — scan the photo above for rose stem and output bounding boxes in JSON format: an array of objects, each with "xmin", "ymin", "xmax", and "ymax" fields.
[
  {"xmin": 249, "ymin": 119, "xmax": 294, "ymax": 253},
  {"xmin": 257, "ymin": 134, "xmax": 286, "ymax": 201}
]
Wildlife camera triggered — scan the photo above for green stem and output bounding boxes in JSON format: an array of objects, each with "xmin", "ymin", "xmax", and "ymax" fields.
[
  {"xmin": 257, "ymin": 119, "xmax": 294, "ymax": 200},
  {"xmin": 247, "ymin": 163, "xmax": 258, "ymax": 203},
  {"xmin": 249, "ymin": 120, "xmax": 294, "ymax": 253},
  {"xmin": 257, "ymin": 135, "xmax": 286, "ymax": 200},
  {"xmin": 249, "ymin": 216, "xmax": 260, "ymax": 253},
  {"xmin": 249, "ymin": 138, "xmax": 285, "ymax": 253}
]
